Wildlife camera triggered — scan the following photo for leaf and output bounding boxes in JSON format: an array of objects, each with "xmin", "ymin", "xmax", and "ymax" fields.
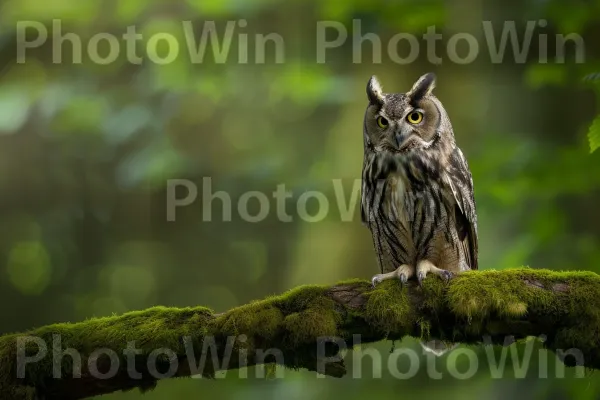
[
  {"xmin": 583, "ymin": 72, "xmax": 600, "ymax": 83},
  {"xmin": 0, "ymin": 87, "xmax": 31, "ymax": 134},
  {"xmin": 588, "ymin": 115, "xmax": 600, "ymax": 153},
  {"xmin": 525, "ymin": 64, "xmax": 566, "ymax": 88}
]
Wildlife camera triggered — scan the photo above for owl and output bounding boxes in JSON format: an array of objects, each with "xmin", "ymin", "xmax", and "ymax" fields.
[{"xmin": 361, "ymin": 73, "xmax": 478, "ymax": 288}]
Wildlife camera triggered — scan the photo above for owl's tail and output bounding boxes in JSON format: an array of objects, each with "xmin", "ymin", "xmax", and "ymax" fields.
[{"xmin": 420, "ymin": 340, "xmax": 458, "ymax": 356}]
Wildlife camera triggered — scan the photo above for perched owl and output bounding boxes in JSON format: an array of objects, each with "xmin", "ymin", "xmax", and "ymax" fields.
[{"xmin": 361, "ymin": 73, "xmax": 478, "ymax": 290}]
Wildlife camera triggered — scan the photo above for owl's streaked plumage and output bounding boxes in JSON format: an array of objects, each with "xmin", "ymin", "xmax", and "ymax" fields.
[{"xmin": 360, "ymin": 73, "xmax": 478, "ymax": 289}]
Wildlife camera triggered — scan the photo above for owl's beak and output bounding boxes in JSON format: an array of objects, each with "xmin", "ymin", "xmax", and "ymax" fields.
[
  {"xmin": 394, "ymin": 133, "xmax": 405, "ymax": 149},
  {"xmin": 394, "ymin": 125, "xmax": 414, "ymax": 151}
]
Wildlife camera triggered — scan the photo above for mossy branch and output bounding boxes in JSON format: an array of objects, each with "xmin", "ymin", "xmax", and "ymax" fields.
[{"xmin": 2, "ymin": 268, "xmax": 600, "ymax": 399}]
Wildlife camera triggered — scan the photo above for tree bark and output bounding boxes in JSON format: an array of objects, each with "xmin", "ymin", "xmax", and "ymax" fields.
[{"xmin": 0, "ymin": 268, "xmax": 597, "ymax": 399}]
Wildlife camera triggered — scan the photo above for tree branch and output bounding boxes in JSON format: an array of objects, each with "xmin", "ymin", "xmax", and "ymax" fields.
[{"xmin": 1, "ymin": 268, "xmax": 598, "ymax": 399}]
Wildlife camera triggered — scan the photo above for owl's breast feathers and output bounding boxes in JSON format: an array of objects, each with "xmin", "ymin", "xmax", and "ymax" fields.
[{"xmin": 361, "ymin": 147, "xmax": 478, "ymax": 273}]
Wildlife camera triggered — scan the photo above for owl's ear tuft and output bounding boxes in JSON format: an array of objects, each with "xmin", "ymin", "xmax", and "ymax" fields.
[
  {"xmin": 407, "ymin": 73, "xmax": 436, "ymax": 101},
  {"xmin": 367, "ymin": 76, "xmax": 384, "ymax": 105}
]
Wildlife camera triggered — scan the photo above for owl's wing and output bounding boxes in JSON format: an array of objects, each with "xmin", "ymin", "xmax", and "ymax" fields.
[{"xmin": 445, "ymin": 147, "xmax": 478, "ymax": 270}]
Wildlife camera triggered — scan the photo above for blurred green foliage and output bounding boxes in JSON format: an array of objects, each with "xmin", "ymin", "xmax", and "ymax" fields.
[
  {"xmin": 0, "ymin": 0, "xmax": 600, "ymax": 398},
  {"xmin": 589, "ymin": 115, "xmax": 600, "ymax": 153}
]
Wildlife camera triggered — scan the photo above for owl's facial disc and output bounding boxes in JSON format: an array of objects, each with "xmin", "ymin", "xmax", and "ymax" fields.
[
  {"xmin": 395, "ymin": 109, "xmax": 429, "ymax": 152},
  {"xmin": 373, "ymin": 108, "xmax": 427, "ymax": 153},
  {"xmin": 365, "ymin": 73, "xmax": 441, "ymax": 154}
]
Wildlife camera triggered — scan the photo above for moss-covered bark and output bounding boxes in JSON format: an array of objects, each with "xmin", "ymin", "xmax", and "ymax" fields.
[{"xmin": 1, "ymin": 268, "xmax": 599, "ymax": 399}]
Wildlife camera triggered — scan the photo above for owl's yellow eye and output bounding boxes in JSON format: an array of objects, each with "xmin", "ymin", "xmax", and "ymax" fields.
[
  {"xmin": 376, "ymin": 116, "xmax": 388, "ymax": 128},
  {"xmin": 407, "ymin": 111, "xmax": 423, "ymax": 124}
]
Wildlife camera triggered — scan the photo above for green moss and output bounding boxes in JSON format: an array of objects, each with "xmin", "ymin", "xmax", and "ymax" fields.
[
  {"xmin": 275, "ymin": 284, "xmax": 329, "ymax": 311},
  {"xmin": 214, "ymin": 283, "xmax": 343, "ymax": 347},
  {"xmin": 333, "ymin": 278, "xmax": 369, "ymax": 287},
  {"xmin": 216, "ymin": 303, "xmax": 284, "ymax": 339},
  {"xmin": 420, "ymin": 276, "xmax": 448, "ymax": 311},
  {"xmin": 283, "ymin": 309, "xmax": 338, "ymax": 345},
  {"xmin": 4, "ymin": 268, "xmax": 600, "ymax": 397},
  {"xmin": 449, "ymin": 268, "xmax": 552, "ymax": 320},
  {"xmin": 417, "ymin": 317, "xmax": 431, "ymax": 340},
  {"xmin": 445, "ymin": 267, "xmax": 600, "ymax": 356},
  {"xmin": 448, "ymin": 268, "xmax": 599, "ymax": 321},
  {"xmin": 0, "ymin": 306, "xmax": 213, "ymax": 396},
  {"xmin": 265, "ymin": 284, "xmax": 342, "ymax": 344},
  {"xmin": 364, "ymin": 280, "xmax": 414, "ymax": 335}
]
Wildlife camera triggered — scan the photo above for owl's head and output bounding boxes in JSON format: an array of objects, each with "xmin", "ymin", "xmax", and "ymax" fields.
[{"xmin": 363, "ymin": 73, "xmax": 454, "ymax": 155}]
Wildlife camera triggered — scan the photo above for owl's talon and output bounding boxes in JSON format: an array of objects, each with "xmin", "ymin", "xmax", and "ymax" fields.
[
  {"xmin": 371, "ymin": 264, "xmax": 414, "ymax": 287},
  {"xmin": 371, "ymin": 276, "xmax": 382, "ymax": 288},
  {"xmin": 441, "ymin": 270, "xmax": 454, "ymax": 282},
  {"xmin": 399, "ymin": 273, "xmax": 408, "ymax": 285},
  {"xmin": 416, "ymin": 260, "xmax": 454, "ymax": 286},
  {"xmin": 417, "ymin": 272, "xmax": 426, "ymax": 287}
]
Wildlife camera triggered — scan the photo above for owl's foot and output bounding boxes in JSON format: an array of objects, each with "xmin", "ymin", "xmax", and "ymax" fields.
[
  {"xmin": 371, "ymin": 264, "xmax": 415, "ymax": 287},
  {"xmin": 416, "ymin": 260, "xmax": 453, "ymax": 286}
]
